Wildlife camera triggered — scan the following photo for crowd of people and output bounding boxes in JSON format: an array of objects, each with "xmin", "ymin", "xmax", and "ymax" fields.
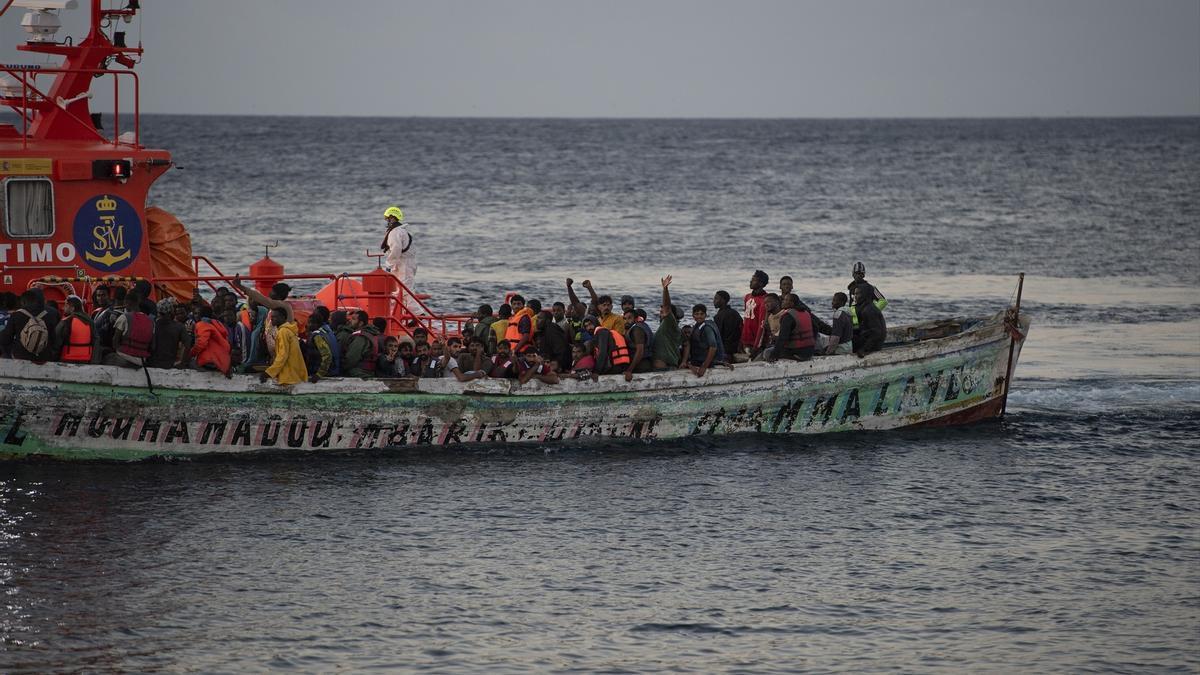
[{"xmin": 0, "ymin": 264, "xmax": 889, "ymax": 387}]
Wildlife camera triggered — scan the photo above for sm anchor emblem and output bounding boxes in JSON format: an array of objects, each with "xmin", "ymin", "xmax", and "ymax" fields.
[{"xmin": 73, "ymin": 194, "xmax": 142, "ymax": 272}]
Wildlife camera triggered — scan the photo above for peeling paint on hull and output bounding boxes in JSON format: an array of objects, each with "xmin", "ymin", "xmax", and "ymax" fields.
[{"xmin": 0, "ymin": 313, "xmax": 1029, "ymax": 461}]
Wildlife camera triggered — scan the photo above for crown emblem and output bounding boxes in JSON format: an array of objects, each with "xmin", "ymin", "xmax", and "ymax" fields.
[{"xmin": 95, "ymin": 195, "xmax": 117, "ymax": 212}]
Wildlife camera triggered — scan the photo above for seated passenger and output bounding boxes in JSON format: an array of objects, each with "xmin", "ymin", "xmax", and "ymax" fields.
[
  {"xmin": 306, "ymin": 313, "xmax": 340, "ymax": 381},
  {"xmin": 551, "ymin": 302, "xmax": 569, "ymax": 337},
  {"xmin": 505, "ymin": 295, "xmax": 537, "ymax": 354},
  {"xmin": 622, "ymin": 308, "xmax": 655, "ymax": 380},
  {"xmin": 651, "ymin": 276, "xmax": 685, "ymax": 371},
  {"xmin": 853, "ymin": 286, "xmax": 887, "ymax": 358},
  {"xmin": 410, "ymin": 341, "xmax": 431, "ymax": 378},
  {"xmin": 587, "ymin": 316, "xmax": 631, "ymax": 378},
  {"xmin": 516, "ymin": 351, "xmax": 560, "ymax": 385},
  {"xmin": 823, "ymin": 292, "xmax": 854, "ymax": 355},
  {"xmin": 376, "ymin": 333, "xmax": 400, "ymax": 374},
  {"xmin": 0, "ymin": 290, "xmax": 55, "ymax": 362},
  {"xmin": 456, "ymin": 339, "xmax": 489, "ymax": 375},
  {"xmin": 331, "ymin": 310, "xmax": 352, "ymax": 350},
  {"xmin": 428, "ymin": 340, "xmax": 487, "ymax": 382},
  {"xmin": 260, "ymin": 307, "xmax": 306, "ymax": 386},
  {"xmin": 579, "ymin": 280, "xmax": 625, "ymax": 333},
  {"xmin": 471, "ymin": 304, "xmax": 498, "ymax": 354},
  {"xmin": 396, "ymin": 341, "xmax": 415, "ymax": 375},
  {"xmin": 222, "ymin": 306, "xmax": 247, "ymax": 367},
  {"xmin": 683, "ymin": 304, "xmax": 727, "ymax": 378},
  {"xmin": 342, "ymin": 310, "xmax": 381, "ymax": 378},
  {"xmin": 536, "ymin": 310, "xmax": 572, "ymax": 373},
  {"xmin": 487, "ymin": 341, "xmax": 515, "ymax": 379},
  {"xmin": 106, "ymin": 291, "xmax": 154, "ymax": 368},
  {"xmin": 567, "ymin": 342, "xmax": 596, "ymax": 379},
  {"xmin": 190, "ymin": 305, "xmax": 232, "ymax": 376},
  {"xmin": 56, "ymin": 295, "xmax": 94, "ymax": 364},
  {"xmin": 491, "ymin": 304, "xmax": 511, "ymax": 352},
  {"xmin": 767, "ymin": 294, "xmax": 815, "ymax": 362}
]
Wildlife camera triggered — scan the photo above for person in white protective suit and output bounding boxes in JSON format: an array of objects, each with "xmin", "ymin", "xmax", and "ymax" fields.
[{"xmin": 381, "ymin": 206, "xmax": 417, "ymax": 293}]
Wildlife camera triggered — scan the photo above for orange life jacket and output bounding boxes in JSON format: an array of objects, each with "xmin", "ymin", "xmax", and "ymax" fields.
[
  {"xmin": 784, "ymin": 309, "xmax": 815, "ymax": 350},
  {"xmin": 504, "ymin": 307, "xmax": 536, "ymax": 353},
  {"xmin": 609, "ymin": 329, "xmax": 631, "ymax": 366},
  {"xmin": 60, "ymin": 315, "xmax": 93, "ymax": 363},
  {"xmin": 191, "ymin": 319, "xmax": 231, "ymax": 373}
]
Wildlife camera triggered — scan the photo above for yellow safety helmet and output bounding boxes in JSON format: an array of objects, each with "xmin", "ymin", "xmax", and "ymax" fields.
[{"xmin": 383, "ymin": 206, "xmax": 404, "ymax": 222}]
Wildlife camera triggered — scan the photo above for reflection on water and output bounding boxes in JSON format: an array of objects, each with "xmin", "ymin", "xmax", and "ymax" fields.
[
  {"xmin": 2, "ymin": 426, "xmax": 1198, "ymax": 672},
  {"xmin": 3, "ymin": 117, "xmax": 1198, "ymax": 671}
]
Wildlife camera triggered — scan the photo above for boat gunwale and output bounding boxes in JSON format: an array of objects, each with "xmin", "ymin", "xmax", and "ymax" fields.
[{"xmin": 0, "ymin": 311, "xmax": 1029, "ymax": 399}]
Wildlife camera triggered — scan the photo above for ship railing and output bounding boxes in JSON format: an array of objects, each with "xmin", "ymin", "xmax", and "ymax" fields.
[
  {"xmin": 154, "ymin": 271, "xmax": 474, "ymax": 340},
  {"xmin": 0, "ymin": 67, "xmax": 139, "ymax": 148}
]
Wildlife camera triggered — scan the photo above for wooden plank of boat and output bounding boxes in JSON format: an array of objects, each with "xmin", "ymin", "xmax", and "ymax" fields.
[{"xmin": 0, "ymin": 311, "xmax": 1030, "ymax": 461}]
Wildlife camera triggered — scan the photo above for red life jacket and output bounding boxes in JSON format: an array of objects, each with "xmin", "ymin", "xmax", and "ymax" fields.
[
  {"xmin": 118, "ymin": 311, "xmax": 154, "ymax": 358},
  {"xmin": 61, "ymin": 315, "xmax": 93, "ymax": 363},
  {"xmin": 784, "ymin": 309, "xmax": 815, "ymax": 350}
]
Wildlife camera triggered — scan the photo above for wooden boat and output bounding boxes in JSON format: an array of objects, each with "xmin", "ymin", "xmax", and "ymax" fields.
[
  {"xmin": 0, "ymin": 3, "xmax": 1031, "ymax": 460},
  {"xmin": 0, "ymin": 311, "xmax": 1030, "ymax": 460}
]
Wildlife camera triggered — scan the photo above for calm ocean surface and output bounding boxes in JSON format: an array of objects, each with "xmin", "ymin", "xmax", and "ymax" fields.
[{"xmin": 3, "ymin": 116, "xmax": 1199, "ymax": 672}]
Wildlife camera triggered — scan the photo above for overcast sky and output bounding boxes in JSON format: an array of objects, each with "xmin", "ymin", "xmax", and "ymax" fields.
[{"xmin": 3, "ymin": 0, "xmax": 1198, "ymax": 117}]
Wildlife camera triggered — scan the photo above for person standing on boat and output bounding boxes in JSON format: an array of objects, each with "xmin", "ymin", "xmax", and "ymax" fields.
[
  {"xmin": 712, "ymin": 291, "xmax": 743, "ymax": 361},
  {"xmin": 741, "ymin": 270, "xmax": 769, "ymax": 354},
  {"xmin": 847, "ymin": 261, "xmax": 887, "ymax": 327},
  {"xmin": 381, "ymin": 206, "xmax": 417, "ymax": 294}
]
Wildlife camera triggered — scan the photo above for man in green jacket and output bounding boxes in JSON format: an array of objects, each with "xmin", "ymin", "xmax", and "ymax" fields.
[{"xmin": 342, "ymin": 310, "xmax": 381, "ymax": 378}]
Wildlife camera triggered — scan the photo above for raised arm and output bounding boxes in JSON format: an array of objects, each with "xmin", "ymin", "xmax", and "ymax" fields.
[
  {"xmin": 232, "ymin": 274, "xmax": 293, "ymax": 322},
  {"xmin": 661, "ymin": 275, "xmax": 673, "ymax": 310},
  {"xmin": 565, "ymin": 278, "xmax": 587, "ymax": 316},
  {"xmin": 580, "ymin": 279, "xmax": 600, "ymax": 309}
]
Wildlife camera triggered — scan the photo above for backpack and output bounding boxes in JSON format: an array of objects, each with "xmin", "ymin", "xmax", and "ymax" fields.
[{"xmin": 17, "ymin": 309, "xmax": 49, "ymax": 356}]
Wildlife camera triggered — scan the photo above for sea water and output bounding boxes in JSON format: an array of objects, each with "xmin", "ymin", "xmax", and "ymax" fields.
[{"xmin": 2, "ymin": 117, "xmax": 1198, "ymax": 672}]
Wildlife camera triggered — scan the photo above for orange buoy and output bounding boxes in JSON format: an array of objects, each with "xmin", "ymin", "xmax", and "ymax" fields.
[{"xmin": 248, "ymin": 245, "xmax": 284, "ymax": 296}]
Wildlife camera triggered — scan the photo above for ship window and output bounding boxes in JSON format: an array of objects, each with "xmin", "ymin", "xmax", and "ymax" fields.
[{"xmin": 3, "ymin": 178, "xmax": 55, "ymax": 237}]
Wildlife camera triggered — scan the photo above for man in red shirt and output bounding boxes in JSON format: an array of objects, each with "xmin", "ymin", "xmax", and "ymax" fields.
[{"xmin": 740, "ymin": 269, "xmax": 769, "ymax": 353}]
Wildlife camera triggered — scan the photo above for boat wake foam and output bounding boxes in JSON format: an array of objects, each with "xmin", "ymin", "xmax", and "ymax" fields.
[{"xmin": 1007, "ymin": 378, "xmax": 1200, "ymax": 413}]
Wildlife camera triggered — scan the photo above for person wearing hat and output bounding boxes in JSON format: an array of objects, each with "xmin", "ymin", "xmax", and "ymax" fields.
[
  {"xmin": 847, "ymin": 261, "xmax": 887, "ymax": 325},
  {"xmin": 381, "ymin": 206, "xmax": 417, "ymax": 294}
]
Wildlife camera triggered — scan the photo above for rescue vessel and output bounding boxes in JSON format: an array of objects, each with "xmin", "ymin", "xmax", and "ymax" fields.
[{"xmin": 0, "ymin": 1, "xmax": 1030, "ymax": 460}]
